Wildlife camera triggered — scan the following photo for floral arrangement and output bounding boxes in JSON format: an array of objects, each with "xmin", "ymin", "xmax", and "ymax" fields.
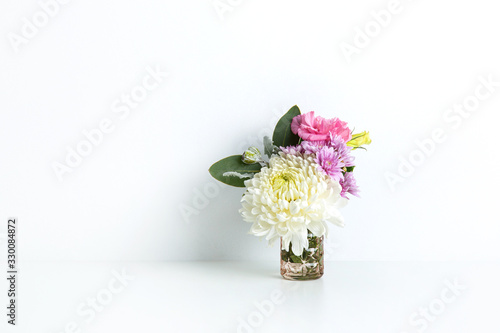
[{"xmin": 209, "ymin": 106, "xmax": 371, "ymax": 259}]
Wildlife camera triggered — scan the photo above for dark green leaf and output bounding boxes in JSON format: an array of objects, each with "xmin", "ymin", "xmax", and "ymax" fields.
[
  {"xmin": 290, "ymin": 254, "xmax": 303, "ymax": 263},
  {"xmin": 209, "ymin": 155, "xmax": 262, "ymax": 187},
  {"xmin": 345, "ymin": 166, "xmax": 355, "ymax": 173},
  {"xmin": 272, "ymin": 105, "xmax": 301, "ymax": 148}
]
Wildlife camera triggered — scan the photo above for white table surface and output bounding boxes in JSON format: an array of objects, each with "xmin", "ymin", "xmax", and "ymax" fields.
[{"xmin": 2, "ymin": 261, "xmax": 499, "ymax": 333}]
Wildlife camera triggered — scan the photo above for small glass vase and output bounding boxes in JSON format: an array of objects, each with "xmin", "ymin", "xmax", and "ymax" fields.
[{"xmin": 280, "ymin": 231, "xmax": 324, "ymax": 280}]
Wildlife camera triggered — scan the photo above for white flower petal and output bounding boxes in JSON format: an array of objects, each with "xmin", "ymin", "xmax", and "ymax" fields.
[{"xmin": 240, "ymin": 153, "xmax": 346, "ymax": 254}]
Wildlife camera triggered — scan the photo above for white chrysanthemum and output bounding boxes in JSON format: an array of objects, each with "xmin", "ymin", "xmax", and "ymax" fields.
[{"xmin": 239, "ymin": 153, "xmax": 347, "ymax": 256}]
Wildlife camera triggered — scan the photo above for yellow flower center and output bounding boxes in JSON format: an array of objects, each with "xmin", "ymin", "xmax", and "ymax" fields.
[{"xmin": 271, "ymin": 170, "xmax": 300, "ymax": 201}]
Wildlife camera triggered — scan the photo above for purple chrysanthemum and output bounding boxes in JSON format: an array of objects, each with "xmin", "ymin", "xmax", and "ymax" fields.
[
  {"xmin": 280, "ymin": 145, "xmax": 304, "ymax": 155},
  {"xmin": 340, "ymin": 172, "xmax": 360, "ymax": 198},
  {"xmin": 282, "ymin": 135, "xmax": 357, "ymax": 189},
  {"xmin": 300, "ymin": 140, "xmax": 328, "ymax": 154},
  {"xmin": 315, "ymin": 146, "xmax": 344, "ymax": 182},
  {"xmin": 328, "ymin": 135, "xmax": 355, "ymax": 167}
]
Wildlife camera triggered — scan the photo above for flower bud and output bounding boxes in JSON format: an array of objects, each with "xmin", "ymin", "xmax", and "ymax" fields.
[
  {"xmin": 242, "ymin": 147, "xmax": 261, "ymax": 164},
  {"xmin": 347, "ymin": 131, "xmax": 372, "ymax": 149}
]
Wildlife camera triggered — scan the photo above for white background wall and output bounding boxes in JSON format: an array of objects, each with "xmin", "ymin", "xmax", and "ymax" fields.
[{"xmin": 0, "ymin": 0, "xmax": 499, "ymax": 261}]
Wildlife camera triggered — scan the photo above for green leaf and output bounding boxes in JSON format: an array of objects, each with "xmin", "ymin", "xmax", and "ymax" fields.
[
  {"xmin": 272, "ymin": 105, "xmax": 301, "ymax": 148},
  {"xmin": 290, "ymin": 254, "xmax": 303, "ymax": 263},
  {"xmin": 345, "ymin": 166, "xmax": 355, "ymax": 173},
  {"xmin": 209, "ymin": 155, "xmax": 262, "ymax": 187}
]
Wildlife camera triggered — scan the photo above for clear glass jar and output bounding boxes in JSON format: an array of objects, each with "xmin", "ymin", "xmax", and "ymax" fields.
[{"xmin": 280, "ymin": 231, "xmax": 324, "ymax": 280}]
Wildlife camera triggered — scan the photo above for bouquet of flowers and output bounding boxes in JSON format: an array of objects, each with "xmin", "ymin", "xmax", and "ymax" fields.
[{"xmin": 209, "ymin": 105, "xmax": 371, "ymax": 279}]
